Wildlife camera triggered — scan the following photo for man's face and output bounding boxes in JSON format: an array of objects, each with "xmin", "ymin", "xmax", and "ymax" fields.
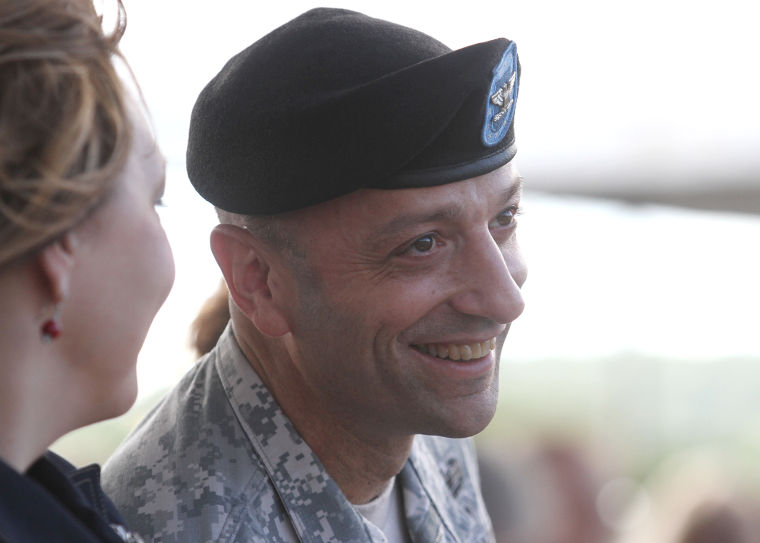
[{"xmin": 279, "ymin": 162, "xmax": 526, "ymax": 440}]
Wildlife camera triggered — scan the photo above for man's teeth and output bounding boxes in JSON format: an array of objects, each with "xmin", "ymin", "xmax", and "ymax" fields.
[{"xmin": 414, "ymin": 339, "xmax": 496, "ymax": 361}]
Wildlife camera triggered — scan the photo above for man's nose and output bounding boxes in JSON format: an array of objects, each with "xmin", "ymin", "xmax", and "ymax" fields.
[{"xmin": 448, "ymin": 233, "xmax": 526, "ymax": 325}]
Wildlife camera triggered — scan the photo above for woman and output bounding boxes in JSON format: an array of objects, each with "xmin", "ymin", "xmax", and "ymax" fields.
[{"xmin": 0, "ymin": 0, "xmax": 174, "ymax": 541}]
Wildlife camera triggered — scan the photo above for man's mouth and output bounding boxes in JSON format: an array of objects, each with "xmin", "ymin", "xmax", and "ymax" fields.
[{"xmin": 411, "ymin": 338, "xmax": 496, "ymax": 361}]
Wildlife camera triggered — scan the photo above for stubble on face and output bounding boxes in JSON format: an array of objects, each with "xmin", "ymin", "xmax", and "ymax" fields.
[
  {"xmin": 270, "ymin": 166, "xmax": 524, "ymax": 442},
  {"xmin": 288, "ymin": 270, "xmax": 505, "ymax": 441}
]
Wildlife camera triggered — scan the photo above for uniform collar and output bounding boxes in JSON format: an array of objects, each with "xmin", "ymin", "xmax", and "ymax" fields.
[
  {"xmin": 214, "ymin": 327, "xmax": 486, "ymax": 543},
  {"xmin": 403, "ymin": 438, "xmax": 496, "ymax": 543},
  {"xmin": 214, "ymin": 327, "xmax": 373, "ymax": 543}
]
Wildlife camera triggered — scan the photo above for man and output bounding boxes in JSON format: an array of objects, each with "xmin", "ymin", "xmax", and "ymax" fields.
[{"xmin": 103, "ymin": 8, "xmax": 526, "ymax": 543}]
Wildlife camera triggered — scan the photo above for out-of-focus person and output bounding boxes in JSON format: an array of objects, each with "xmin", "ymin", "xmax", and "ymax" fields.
[
  {"xmin": 613, "ymin": 449, "xmax": 760, "ymax": 543},
  {"xmin": 677, "ymin": 502, "xmax": 748, "ymax": 543},
  {"xmin": 479, "ymin": 440, "xmax": 612, "ymax": 543},
  {"xmin": 0, "ymin": 0, "xmax": 174, "ymax": 541}
]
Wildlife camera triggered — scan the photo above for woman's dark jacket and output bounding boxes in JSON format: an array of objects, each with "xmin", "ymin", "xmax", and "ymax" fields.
[{"xmin": 0, "ymin": 451, "xmax": 142, "ymax": 542}]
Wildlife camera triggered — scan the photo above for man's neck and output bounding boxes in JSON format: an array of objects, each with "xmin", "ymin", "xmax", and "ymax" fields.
[
  {"xmin": 232, "ymin": 319, "xmax": 414, "ymax": 504},
  {"xmin": 292, "ymin": 410, "xmax": 413, "ymax": 504}
]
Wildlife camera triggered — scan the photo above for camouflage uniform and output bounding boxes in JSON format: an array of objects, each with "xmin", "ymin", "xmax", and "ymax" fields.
[{"xmin": 103, "ymin": 327, "xmax": 495, "ymax": 543}]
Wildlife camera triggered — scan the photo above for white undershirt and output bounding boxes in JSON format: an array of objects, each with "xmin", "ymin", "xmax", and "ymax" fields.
[{"xmin": 354, "ymin": 477, "xmax": 413, "ymax": 543}]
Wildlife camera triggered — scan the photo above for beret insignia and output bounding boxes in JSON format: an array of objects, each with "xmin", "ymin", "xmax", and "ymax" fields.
[{"xmin": 482, "ymin": 41, "xmax": 519, "ymax": 147}]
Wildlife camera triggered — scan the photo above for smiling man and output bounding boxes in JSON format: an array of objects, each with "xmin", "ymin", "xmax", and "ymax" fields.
[{"xmin": 103, "ymin": 8, "xmax": 525, "ymax": 543}]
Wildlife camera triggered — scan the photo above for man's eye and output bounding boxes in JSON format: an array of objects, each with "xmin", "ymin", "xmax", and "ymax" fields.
[
  {"xmin": 411, "ymin": 234, "xmax": 435, "ymax": 253},
  {"xmin": 493, "ymin": 206, "xmax": 518, "ymax": 227}
]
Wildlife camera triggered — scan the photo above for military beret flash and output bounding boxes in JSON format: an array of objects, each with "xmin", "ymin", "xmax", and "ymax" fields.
[{"xmin": 187, "ymin": 7, "xmax": 520, "ymax": 215}]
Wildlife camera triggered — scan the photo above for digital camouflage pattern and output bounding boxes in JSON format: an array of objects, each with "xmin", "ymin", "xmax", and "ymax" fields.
[{"xmin": 102, "ymin": 326, "xmax": 495, "ymax": 543}]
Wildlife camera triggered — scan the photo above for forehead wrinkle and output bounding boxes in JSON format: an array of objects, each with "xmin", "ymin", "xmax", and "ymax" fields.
[{"xmin": 368, "ymin": 174, "xmax": 523, "ymax": 244}]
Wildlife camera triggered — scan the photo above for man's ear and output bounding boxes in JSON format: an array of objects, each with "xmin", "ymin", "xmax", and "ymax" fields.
[
  {"xmin": 210, "ymin": 224, "xmax": 290, "ymax": 337},
  {"xmin": 36, "ymin": 231, "xmax": 77, "ymax": 303}
]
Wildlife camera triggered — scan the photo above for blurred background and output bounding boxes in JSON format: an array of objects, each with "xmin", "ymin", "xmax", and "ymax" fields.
[{"xmin": 53, "ymin": 1, "xmax": 760, "ymax": 542}]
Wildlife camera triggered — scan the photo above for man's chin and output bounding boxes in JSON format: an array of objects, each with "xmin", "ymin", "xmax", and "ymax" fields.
[{"xmin": 421, "ymin": 389, "xmax": 499, "ymax": 439}]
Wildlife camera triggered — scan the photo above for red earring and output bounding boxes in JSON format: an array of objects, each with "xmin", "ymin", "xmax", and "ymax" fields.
[{"xmin": 41, "ymin": 306, "xmax": 62, "ymax": 341}]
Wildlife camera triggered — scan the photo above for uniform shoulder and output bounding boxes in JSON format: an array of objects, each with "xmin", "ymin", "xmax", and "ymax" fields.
[{"xmin": 101, "ymin": 352, "xmax": 272, "ymax": 542}]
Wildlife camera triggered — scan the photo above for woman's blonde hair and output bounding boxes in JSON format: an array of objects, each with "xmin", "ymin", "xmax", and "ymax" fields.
[{"xmin": 0, "ymin": 0, "xmax": 130, "ymax": 266}]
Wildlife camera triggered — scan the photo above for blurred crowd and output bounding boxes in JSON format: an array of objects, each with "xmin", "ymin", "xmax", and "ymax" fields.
[{"xmin": 479, "ymin": 439, "xmax": 760, "ymax": 543}]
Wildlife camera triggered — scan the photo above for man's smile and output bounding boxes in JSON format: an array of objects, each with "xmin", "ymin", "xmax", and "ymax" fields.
[{"xmin": 411, "ymin": 338, "xmax": 496, "ymax": 361}]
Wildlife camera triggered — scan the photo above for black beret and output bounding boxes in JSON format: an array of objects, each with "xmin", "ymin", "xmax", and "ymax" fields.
[{"xmin": 187, "ymin": 8, "xmax": 520, "ymax": 215}]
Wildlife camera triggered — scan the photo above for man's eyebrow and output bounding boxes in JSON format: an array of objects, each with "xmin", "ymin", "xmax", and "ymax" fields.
[
  {"xmin": 370, "ymin": 175, "xmax": 525, "ymax": 243},
  {"xmin": 370, "ymin": 206, "xmax": 463, "ymax": 243},
  {"xmin": 502, "ymin": 176, "xmax": 524, "ymax": 205}
]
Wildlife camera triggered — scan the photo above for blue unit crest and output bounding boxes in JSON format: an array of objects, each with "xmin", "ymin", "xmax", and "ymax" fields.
[{"xmin": 482, "ymin": 42, "xmax": 519, "ymax": 147}]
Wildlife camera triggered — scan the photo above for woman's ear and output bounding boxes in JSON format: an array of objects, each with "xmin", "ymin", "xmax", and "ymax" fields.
[
  {"xmin": 36, "ymin": 231, "xmax": 77, "ymax": 303},
  {"xmin": 209, "ymin": 224, "xmax": 290, "ymax": 337}
]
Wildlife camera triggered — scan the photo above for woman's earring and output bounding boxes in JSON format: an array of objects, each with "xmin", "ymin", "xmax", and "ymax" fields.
[{"xmin": 41, "ymin": 305, "xmax": 62, "ymax": 341}]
